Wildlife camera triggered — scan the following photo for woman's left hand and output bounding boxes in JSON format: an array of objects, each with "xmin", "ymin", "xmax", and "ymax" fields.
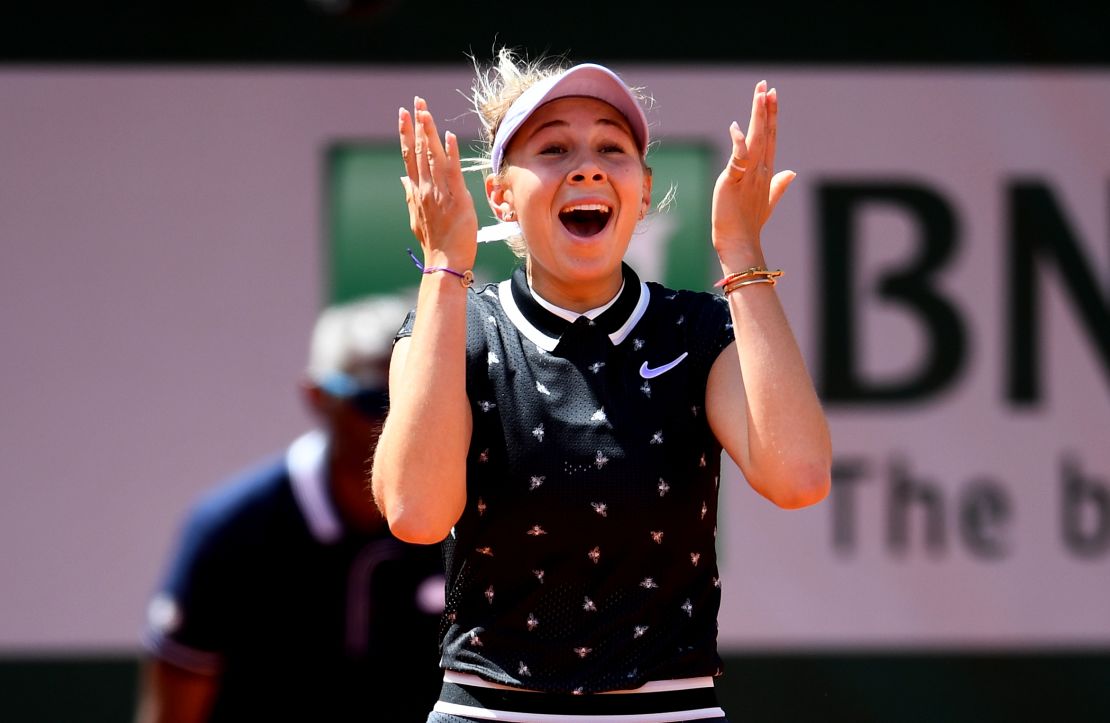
[{"xmin": 711, "ymin": 80, "xmax": 796, "ymax": 268}]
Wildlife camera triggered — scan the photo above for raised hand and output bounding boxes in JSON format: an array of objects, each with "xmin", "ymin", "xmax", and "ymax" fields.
[
  {"xmin": 398, "ymin": 96, "xmax": 478, "ymax": 271},
  {"xmin": 710, "ymin": 80, "xmax": 796, "ymax": 268}
]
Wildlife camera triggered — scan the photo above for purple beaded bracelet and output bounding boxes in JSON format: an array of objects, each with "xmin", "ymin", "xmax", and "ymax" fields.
[{"xmin": 406, "ymin": 248, "xmax": 474, "ymax": 288}]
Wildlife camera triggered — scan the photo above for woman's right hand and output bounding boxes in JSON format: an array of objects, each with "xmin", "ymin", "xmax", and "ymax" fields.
[{"xmin": 398, "ymin": 97, "xmax": 478, "ymax": 272}]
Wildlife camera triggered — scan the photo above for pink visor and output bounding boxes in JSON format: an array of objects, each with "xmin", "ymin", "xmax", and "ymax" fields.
[{"xmin": 490, "ymin": 63, "xmax": 649, "ymax": 174}]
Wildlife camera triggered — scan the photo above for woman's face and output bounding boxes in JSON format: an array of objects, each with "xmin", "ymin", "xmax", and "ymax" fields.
[{"xmin": 490, "ymin": 96, "xmax": 651, "ymax": 309}]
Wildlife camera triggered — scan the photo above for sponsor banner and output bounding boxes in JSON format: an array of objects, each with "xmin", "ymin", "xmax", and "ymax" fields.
[{"xmin": 0, "ymin": 67, "xmax": 1106, "ymax": 649}]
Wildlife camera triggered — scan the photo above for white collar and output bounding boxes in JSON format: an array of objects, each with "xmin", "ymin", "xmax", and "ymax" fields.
[
  {"xmin": 529, "ymin": 280, "xmax": 625, "ymax": 322},
  {"xmin": 285, "ymin": 429, "xmax": 342, "ymax": 544},
  {"xmin": 498, "ymin": 278, "xmax": 650, "ymax": 352}
]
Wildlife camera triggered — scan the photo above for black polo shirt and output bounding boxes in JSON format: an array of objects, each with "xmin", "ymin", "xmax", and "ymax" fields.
[{"xmin": 399, "ymin": 263, "xmax": 735, "ymax": 694}]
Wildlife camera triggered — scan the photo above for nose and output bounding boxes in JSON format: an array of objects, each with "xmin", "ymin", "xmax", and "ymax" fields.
[{"xmin": 568, "ymin": 157, "xmax": 606, "ymax": 184}]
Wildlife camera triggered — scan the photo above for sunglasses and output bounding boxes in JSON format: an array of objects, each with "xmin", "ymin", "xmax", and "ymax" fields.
[{"xmin": 317, "ymin": 372, "xmax": 390, "ymax": 419}]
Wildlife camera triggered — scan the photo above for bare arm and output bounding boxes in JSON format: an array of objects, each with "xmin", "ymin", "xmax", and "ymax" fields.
[
  {"xmin": 705, "ymin": 81, "xmax": 832, "ymax": 509},
  {"xmin": 370, "ymin": 97, "xmax": 475, "ymax": 543},
  {"xmin": 133, "ymin": 659, "xmax": 218, "ymax": 723}
]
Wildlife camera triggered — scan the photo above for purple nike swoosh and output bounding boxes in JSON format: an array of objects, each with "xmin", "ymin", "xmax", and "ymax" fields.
[{"xmin": 639, "ymin": 352, "xmax": 689, "ymax": 379}]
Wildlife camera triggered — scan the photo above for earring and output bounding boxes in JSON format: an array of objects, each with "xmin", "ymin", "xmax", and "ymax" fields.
[{"xmin": 505, "ymin": 210, "xmax": 516, "ymax": 221}]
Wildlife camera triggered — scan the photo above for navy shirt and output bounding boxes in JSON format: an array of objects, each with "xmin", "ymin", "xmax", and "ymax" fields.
[
  {"xmin": 142, "ymin": 431, "xmax": 446, "ymax": 722},
  {"xmin": 399, "ymin": 264, "xmax": 735, "ymax": 694}
]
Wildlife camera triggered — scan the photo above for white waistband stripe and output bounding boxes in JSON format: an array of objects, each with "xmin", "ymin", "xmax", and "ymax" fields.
[
  {"xmin": 433, "ymin": 701, "xmax": 726, "ymax": 722},
  {"xmin": 442, "ymin": 671, "xmax": 715, "ymax": 694}
]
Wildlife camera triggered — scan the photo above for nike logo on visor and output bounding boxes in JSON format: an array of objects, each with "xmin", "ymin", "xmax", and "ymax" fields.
[{"xmin": 639, "ymin": 352, "xmax": 688, "ymax": 379}]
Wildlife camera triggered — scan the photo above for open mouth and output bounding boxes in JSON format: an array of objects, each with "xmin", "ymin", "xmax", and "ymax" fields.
[{"xmin": 559, "ymin": 203, "xmax": 612, "ymax": 237}]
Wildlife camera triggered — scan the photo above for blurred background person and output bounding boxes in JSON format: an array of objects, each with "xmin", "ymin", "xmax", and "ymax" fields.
[{"xmin": 133, "ymin": 292, "xmax": 445, "ymax": 723}]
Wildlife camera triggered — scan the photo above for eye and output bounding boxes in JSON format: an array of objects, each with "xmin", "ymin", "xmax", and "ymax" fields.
[
  {"xmin": 539, "ymin": 143, "xmax": 567, "ymax": 155},
  {"xmin": 600, "ymin": 142, "xmax": 627, "ymax": 154}
]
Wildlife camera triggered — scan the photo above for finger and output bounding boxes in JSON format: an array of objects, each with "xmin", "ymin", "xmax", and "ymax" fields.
[
  {"xmin": 413, "ymin": 97, "xmax": 432, "ymax": 186},
  {"xmin": 398, "ymin": 107, "xmax": 419, "ymax": 183},
  {"xmin": 399, "ymin": 176, "xmax": 423, "ymax": 239},
  {"xmin": 747, "ymin": 85, "xmax": 769, "ymax": 169},
  {"xmin": 416, "ymin": 98, "xmax": 449, "ymax": 191},
  {"xmin": 443, "ymin": 131, "xmax": 470, "ymax": 202},
  {"xmin": 745, "ymin": 79, "xmax": 768, "ymax": 149},
  {"xmin": 725, "ymin": 121, "xmax": 750, "ymax": 180},
  {"xmin": 767, "ymin": 170, "xmax": 796, "ymax": 215},
  {"xmin": 764, "ymin": 87, "xmax": 779, "ymax": 171}
]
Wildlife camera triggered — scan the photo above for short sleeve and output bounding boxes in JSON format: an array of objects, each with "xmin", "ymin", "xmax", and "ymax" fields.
[
  {"xmin": 395, "ymin": 307, "xmax": 417, "ymax": 341},
  {"xmin": 682, "ymin": 290, "xmax": 736, "ymax": 382},
  {"xmin": 140, "ymin": 498, "xmax": 235, "ymax": 674}
]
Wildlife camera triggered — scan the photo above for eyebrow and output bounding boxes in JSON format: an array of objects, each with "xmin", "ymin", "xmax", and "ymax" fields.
[{"xmin": 529, "ymin": 117, "xmax": 629, "ymax": 138}]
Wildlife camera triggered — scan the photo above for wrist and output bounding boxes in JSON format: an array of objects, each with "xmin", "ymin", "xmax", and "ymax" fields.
[
  {"xmin": 407, "ymin": 248, "xmax": 475, "ymax": 288},
  {"xmin": 423, "ymin": 248, "xmax": 476, "ymax": 271},
  {"xmin": 716, "ymin": 247, "xmax": 766, "ymax": 276}
]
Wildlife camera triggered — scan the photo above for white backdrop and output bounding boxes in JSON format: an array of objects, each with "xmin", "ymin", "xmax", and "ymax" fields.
[{"xmin": 0, "ymin": 66, "xmax": 1106, "ymax": 652}]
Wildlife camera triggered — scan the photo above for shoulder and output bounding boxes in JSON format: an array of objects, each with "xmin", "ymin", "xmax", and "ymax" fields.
[
  {"xmin": 642, "ymin": 281, "xmax": 734, "ymax": 367},
  {"xmin": 645, "ymin": 281, "xmax": 729, "ymax": 319},
  {"xmin": 179, "ymin": 454, "xmax": 290, "ymax": 552},
  {"xmin": 395, "ymin": 281, "xmax": 505, "ymax": 341}
]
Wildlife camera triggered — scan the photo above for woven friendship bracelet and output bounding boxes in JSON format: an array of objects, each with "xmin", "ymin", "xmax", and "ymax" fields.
[{"xmin": 406, "ymin": 248, "xmax": 474, "ymax": 288}]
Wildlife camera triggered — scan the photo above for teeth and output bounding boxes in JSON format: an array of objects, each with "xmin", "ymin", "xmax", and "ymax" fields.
[{"xmin": 562, "ymin": 204, "xmax": 611, "ymax": 214}]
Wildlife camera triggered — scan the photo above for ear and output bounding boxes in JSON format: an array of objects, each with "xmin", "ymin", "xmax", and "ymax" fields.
[
  {"xmin": 299, "ymin": 376, "xmax": 331, "ymax": 416},
  {"xmin": 640, "ymin": 169, "xmax": 653, "ymax": 218},
  {"xmin": 485, "ymin": 175, "xmax": 515, "ymax": 221}
]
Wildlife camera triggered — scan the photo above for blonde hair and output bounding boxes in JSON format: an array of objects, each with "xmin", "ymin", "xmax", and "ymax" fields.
[{"xmin": 462, "ymin": 47, "xmax": 573, "ymax": 175}]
